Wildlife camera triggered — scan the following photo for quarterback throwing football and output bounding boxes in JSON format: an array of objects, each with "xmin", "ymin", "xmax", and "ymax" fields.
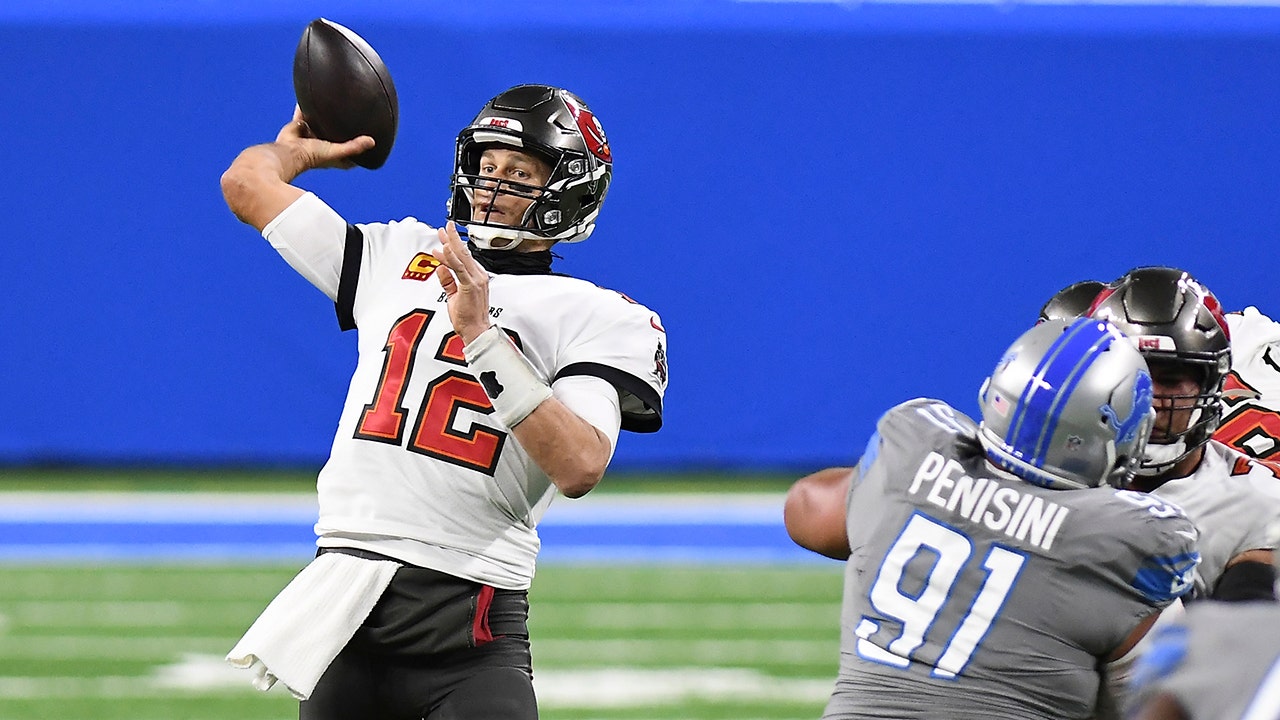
[{"xmin": 219, "ymin": 85, "xmax": 667, "ymax": 719}]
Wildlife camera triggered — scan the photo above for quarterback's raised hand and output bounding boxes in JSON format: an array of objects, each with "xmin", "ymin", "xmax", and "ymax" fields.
[
  {"xmin": 275, "ymin": 105, "xmax": 375, "ymax": 173},
  {"xmin": 432, "ymin": 221, "xmax": 493, "ymax": 344},
  {"xmin": 221, "ymin": 106, "xmax": 374, "ymax": 231}
]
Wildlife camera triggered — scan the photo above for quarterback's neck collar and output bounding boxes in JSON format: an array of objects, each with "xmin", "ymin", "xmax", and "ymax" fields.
[{"xmin": 468, "ymin": 243, "xmax": 555, "ymax": 275}]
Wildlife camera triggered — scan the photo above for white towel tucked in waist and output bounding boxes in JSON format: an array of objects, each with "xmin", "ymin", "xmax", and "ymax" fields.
[{"xmin": 225, "ymin": 551, "xmax": 399, "ymax": 700}]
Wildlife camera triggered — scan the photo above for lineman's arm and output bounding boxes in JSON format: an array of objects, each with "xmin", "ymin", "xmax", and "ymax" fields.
[
  {"xmin": 783, "ymin": 467, "xmax": 854, "ymax": 560},
  {"xmin": 1213, "ymin": 548, "xmax": 1276, "ymax": 601},
  {"xmin": 221, "ymin": 107, "xmax": 374, "ymax": 232},
  {"xmin": 1107, "ymin": 610, "xmax": 1164, "ymax": 663}
]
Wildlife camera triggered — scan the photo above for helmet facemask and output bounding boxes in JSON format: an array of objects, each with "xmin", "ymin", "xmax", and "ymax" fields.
[
  {"xmin": 1136, "ymin": 356, "xmax": 1226, "ymax": 476},
  {"xmin": 455, "ymin": 171, "xmax": 557, "ymax": 250}
]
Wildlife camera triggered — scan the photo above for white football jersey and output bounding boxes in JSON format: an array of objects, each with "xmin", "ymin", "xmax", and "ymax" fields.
[
  {"xmin": 1107, "ymin": 440, "xmax": 1280, "ymax": 708},
  {"xmin": 261, "ymin": 193, "xmax": 668, "ymax": 589},
  {"xmin": 1149, "ymin": 440, "xmax": 1280, "ymax": 598},
  {"xmin": 1217, "ymin": 307, "xmax": 1280, "ymax": 463}
]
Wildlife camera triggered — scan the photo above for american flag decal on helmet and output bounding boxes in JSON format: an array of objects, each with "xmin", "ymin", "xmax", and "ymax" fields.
[{"xmin": 991, "ymin": 392, "xmax": 1010, "ymax": 417}]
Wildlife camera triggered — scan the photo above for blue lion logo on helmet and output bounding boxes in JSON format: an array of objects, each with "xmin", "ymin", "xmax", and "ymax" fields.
[{"xmin": 1101, "ymin": 370, "xmax": 1154, "ymax": 444}]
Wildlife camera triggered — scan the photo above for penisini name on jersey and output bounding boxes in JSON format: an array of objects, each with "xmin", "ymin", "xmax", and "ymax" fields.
[{"xmin": 908, "ymin": 451, "xmax": 1070, "ymax": 552}]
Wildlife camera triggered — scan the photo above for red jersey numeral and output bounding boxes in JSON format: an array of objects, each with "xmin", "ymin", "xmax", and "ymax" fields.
[
  {"xmin": 355, "ymin": 311, "xmax": 432, "ymax": 443},
  {"xmin": 409, "ymin": 371, "xmax": 504, "ymax": 474},
  {"xmin": 1216, "ymin": 405, "xmax": 1280, "ymax": 462},
  {"xmin": 353, "ymin": 310, "xmax": 508, "ymax": 475}
]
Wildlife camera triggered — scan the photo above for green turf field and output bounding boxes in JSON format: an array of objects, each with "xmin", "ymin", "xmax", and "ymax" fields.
[{"xmin": 0, "ymin": 561, "xmax": 842, "ymax": 720}]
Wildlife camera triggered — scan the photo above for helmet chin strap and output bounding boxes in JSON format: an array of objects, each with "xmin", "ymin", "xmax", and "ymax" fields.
[
  {"xmin": 1135, "ymin": 439, "xmax": 1189, "ymax": 476},
  {"xmin": 463, "ymin": 223, "xmax": 534, "ymax": 251},
  {"xmin": 462, "ymin": 218, "xmax": 589, "ymax": 249}
]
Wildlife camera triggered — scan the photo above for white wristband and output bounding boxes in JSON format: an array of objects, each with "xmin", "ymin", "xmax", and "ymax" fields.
[{"xmin": 463, "ymin": 325, "xmax": 553, "ymax": 428}]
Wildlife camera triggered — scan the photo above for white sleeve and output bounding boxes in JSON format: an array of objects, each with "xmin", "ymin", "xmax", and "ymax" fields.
[
  {"xmin": 551, "ymin": 374, "xmax": 622, "ymax": 459},
  {"xmin": 559, "ymin": 296, "xmax": 667, "ymax": 433},
  {"xmin": 261, "ymin": 192, "xmax": 349, "ymax": 300}
]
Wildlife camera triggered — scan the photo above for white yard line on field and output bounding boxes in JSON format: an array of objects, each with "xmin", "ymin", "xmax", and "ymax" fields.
[
  {"xmin": 0, "ymin": 491, "xmax": 787, "ymax": 523},
  {"xmin": 0, "ymin": 634, "xmax": 835, "ymax": 664},
  {"xmin": 0, "ymin": 653, "xmax": 833, "ymax": 708}
]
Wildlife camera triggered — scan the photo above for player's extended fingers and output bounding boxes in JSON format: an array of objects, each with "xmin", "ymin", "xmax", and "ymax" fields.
[
  {"xmin": 436, "ymin": 224, "xmax": 475, "ymax": 283},
  {"xmin": 435, "ymin": 265, "xmax": 458, "ymax": 295},
  {"xmin": 440, "ymin": 221, "xmax": 488, "ymax": 285},
  {"xmin": 432, "ymin": 228, "xmax": 462, "ymax": 281}
]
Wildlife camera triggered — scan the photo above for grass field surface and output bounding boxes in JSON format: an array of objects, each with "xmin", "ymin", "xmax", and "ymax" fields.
[
  {"xmin": 0, "ymin": 563, "xmax": 843, "ymax": 720},
  {"xmin": 0, "ymin": 470, "xmax": 843, "ymax": 719}
]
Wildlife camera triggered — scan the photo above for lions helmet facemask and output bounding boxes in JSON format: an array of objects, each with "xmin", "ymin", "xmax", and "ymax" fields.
[
  {"xmin": 1086, "ymin": 266, "xmax": 1231, "ymax": 476},
  {"xmin": 447, "ymin": 84, "xmax": 612, "ymax": 250},
  {"xmin": 978, "ymin": 318, "xmax": 1156, "ymax": 491}
]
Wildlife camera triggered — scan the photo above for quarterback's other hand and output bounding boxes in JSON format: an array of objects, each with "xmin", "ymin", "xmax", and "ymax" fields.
[{"xmin": 433, "ymin": 221, "xmax": 493, "ymax": 345}]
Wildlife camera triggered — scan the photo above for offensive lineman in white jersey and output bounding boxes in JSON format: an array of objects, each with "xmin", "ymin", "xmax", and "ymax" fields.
[
  {"xmin": 1085, "ymin": 268, "xmax": 1280, "ymax": 713},
  {"xmin": 1215, "ymin": 306, "xmax": 1280, "ymax": 466},
  {"xmin": 1087, "ymin": 268, "xmax": 1280, "ymax": 603},
  {"xmin": 219, "ymin": 84, "xmax": 668, "ymax": 719}
]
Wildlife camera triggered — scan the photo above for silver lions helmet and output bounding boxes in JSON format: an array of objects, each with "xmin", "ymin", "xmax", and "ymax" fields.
[{"xmin": 978, "ymin": 318, "xmax": 1156, "ymax": 490}]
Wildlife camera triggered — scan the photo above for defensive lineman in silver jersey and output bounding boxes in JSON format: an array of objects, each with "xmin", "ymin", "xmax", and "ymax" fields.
[
  {"xmin": 827, "ymin": 400, "xmax": 1197, "ymax": 719},
  {"xmin": 786, "ymin": 319, "xmax": 1201, "ymax": 720},
  {"xmin": 265, "ymin": 193, "xmax": 666, "ymax": 588}
]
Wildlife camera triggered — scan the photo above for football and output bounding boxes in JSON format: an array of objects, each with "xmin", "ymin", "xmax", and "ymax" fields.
[{"xmin": 292, "ymin": 18, "xmax": 398, "ymax": 169}]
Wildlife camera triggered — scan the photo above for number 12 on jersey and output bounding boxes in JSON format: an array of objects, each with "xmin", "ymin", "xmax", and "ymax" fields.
[
  {"xmin": 354, "ymin": 309, "xmax": 509, "ymax": 475},
  {"xmin": 855, "ymin": 512, "xmax": 1026, "ymax": 678}
]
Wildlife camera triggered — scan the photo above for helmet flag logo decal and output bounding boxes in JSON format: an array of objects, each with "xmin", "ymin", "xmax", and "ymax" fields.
[{"xmin": 564, "ymin": 98, "xmax": 611, "ymax": 163}]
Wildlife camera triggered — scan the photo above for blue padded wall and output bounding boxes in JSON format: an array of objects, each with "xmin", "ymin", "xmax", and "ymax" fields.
[{"xmin": 2, "ymin": 1, "xmax": 1278, "ymax": 470}]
